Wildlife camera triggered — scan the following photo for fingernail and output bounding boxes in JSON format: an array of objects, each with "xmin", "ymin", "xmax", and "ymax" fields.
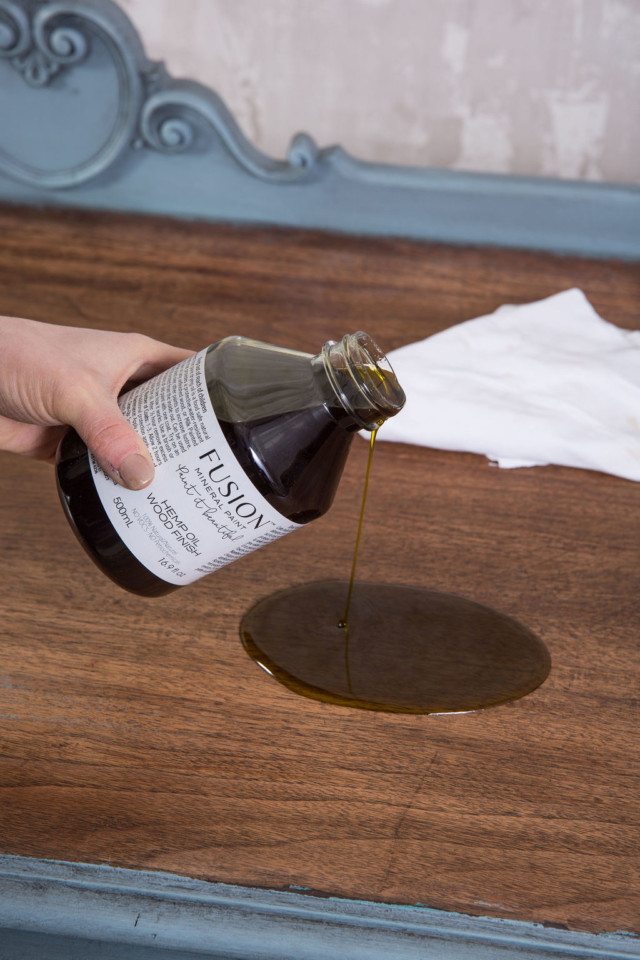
[{"xmin": 118, "ymin": 453, "xmax": 154, "ymax": 490}]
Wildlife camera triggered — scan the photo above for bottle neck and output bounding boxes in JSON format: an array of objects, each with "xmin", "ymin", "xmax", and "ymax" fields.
[{"xmin": 319, "ymin": 332, "xmax": 405, "ymax": 430}]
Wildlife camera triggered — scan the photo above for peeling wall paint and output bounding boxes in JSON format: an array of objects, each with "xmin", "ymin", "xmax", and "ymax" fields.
[{"xmin": 119, "ymin": 0, "xmax": 640, "ymax": 184}]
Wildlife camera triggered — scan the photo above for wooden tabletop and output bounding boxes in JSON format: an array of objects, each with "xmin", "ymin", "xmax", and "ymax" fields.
[{"xmin": 0, "ymin": 204, "xmax": 638, "ymax": 936}]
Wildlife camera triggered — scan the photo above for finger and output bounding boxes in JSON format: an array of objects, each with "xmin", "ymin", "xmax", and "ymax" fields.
[
  {"xmin": 63, "ymin": 340, "xmax": 193, "ymax": 489},
  {"xmin": 72, "ymin": 399, "xmax": 155, "ymax": 491}
]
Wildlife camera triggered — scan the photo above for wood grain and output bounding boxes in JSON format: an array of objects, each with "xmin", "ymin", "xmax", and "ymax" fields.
[{"xmin": 0, "ymin": 204, "xmax": 638, "ymax": 935}]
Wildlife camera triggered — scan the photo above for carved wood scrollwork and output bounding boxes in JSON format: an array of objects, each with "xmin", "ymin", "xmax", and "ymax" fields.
[
  {"xmin": 1, "ymin": 0, "xmax": 89, "ymax": 87},
  {"xmin": 0, "ymin": 0, "xmax": 319, "ymax": 189}
]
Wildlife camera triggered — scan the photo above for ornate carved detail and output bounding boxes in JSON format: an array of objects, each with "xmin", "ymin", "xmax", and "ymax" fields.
[
  {"xmin": 0, "ymin": 1, "xmax": 30, "ymax": 58},
  {"xmin": 0, "ymin": 0, "xmax": 145, "ymax": 188},
  {"xmin": 138, "ymin": 79, "xmax": 319, "ymax": 183},
  {"xmin": 1, "ymin": 0, "xmax": 88, "ymax": 87},
  {"xmin": 0, "ymin": 0, "xmax": 320, "ymax": 189}
]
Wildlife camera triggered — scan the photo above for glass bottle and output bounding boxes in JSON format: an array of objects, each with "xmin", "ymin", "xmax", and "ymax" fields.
[{"xmin": 56, "ymin": 332, "xmax": 405, "ymax": 597}]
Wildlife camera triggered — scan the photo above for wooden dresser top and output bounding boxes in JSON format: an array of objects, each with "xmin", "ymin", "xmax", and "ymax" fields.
[{"xmin": 0, "ymin": 204, "xmax": 638, "ymax": 935}]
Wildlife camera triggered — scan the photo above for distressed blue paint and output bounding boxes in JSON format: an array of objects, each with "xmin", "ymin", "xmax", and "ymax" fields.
[
  {"xmin": 0, "ymin": 0, "xmax": 638, "ymax": 259},
  {"xmin": 1, "ymin": 129, "xmax": 638, "ymax": 261},
  {"xmin": 0, "ymin": 856, "xmax": 637, "ymax": 960},
  {"xmin": 0, "ymin": 929, "xmax": 203, "ymax": 960}
]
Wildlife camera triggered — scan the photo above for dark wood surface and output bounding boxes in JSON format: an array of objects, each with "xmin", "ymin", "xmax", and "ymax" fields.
[{"xmin": 0, "ymin": 204, "xmax": 638, "ymax": 935}]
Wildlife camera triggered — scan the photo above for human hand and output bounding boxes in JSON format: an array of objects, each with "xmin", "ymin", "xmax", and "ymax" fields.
[{"xmin": 0, "ymin": 316, "xmax": 193, "ymax": 489}]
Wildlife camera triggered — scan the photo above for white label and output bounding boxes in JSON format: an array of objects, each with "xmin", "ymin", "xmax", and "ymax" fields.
[{"xmin": 90, "ymin": 349, "xmax": 302, "ymax": 585}]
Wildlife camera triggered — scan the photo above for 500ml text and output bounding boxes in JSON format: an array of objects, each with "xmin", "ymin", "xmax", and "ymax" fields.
[{"xmin": 113, "ymin": 496, "xmax": 134, "ymax": 528}]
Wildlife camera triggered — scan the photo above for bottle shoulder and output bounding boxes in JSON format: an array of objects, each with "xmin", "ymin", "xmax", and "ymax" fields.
[
  {"xmin": 205, "ymin": 337, "xmax": 320, "ymax": 425},
  {"xmin": 204, "ymin": 337, "xmax": 356, "ymax": 523},
  {"xmin": 218, "ymin": 409, "xmax": 353, "ymax": 524}
]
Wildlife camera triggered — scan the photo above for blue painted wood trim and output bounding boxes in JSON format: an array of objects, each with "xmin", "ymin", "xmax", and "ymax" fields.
[
  {"xmin": 0, "ymin": 856, "xmax": 638, "ymax": 960},
  {"xmin": 3, "ymin": 160, "xmax": 639, "ymax": 262},
  {"xmin": 1, "ymin": 0, "xmax": 639, "ymax": 260}
]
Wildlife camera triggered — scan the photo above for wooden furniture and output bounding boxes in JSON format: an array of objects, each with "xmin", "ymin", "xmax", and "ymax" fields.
[{"xmin": 0, "ymin": 204, "xmax": 638, "ymax": 954}]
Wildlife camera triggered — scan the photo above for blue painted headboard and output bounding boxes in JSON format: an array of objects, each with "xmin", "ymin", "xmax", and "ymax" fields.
[{"xmin": 1, "ymin": 0, "xmax": 638, "ymax": 259}]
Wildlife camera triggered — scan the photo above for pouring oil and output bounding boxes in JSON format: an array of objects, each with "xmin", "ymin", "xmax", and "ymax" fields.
[{"xmin": 240, "ymin": 432, "xmax": 551, "ymax": 715}]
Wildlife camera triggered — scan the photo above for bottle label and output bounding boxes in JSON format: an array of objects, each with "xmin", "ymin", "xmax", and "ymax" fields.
[{"xmin": 90, "ymin": 348, "xmax": 303, "ymax": 585}]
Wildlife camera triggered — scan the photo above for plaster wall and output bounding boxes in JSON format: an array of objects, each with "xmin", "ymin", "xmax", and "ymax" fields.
[{"xmin": 120, "ymin": 0, "xmax": 640, "ymax": 185}]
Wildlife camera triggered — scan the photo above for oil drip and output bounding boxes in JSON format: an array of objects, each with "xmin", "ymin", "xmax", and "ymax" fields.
[
  {"xmin": 240, "ymin": 435, "xmax": 551, "ymax": 714},
  {"xmin": 337, "ymin": 428, "xmax": 378, "ymax": 693}
]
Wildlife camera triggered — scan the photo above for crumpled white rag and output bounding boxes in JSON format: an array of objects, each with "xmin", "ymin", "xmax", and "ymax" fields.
[{"xmin": 376, "ymin": 288, "xmax": 640, "ymax": 482}]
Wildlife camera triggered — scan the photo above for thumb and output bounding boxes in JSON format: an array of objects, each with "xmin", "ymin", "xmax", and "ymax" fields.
[{"xmin": 73, "ymin": 398, "xmax": 155, "ymax": 491}]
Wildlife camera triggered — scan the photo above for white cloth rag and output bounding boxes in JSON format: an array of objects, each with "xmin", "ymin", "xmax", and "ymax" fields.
[{"xmin": 376, "ymin": 288, "xmax": 640, "ymax": 482}]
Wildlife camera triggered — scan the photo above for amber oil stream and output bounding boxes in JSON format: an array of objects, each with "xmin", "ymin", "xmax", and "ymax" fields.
[{"xmin": 240, "ymin": 433, "xmax": 551, "ymax": 714}]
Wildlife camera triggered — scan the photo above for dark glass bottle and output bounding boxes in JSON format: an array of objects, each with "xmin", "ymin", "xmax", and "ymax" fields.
[{"xmin": 56, "ymin": 332, "xmax": 405, "ymax": 597}]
